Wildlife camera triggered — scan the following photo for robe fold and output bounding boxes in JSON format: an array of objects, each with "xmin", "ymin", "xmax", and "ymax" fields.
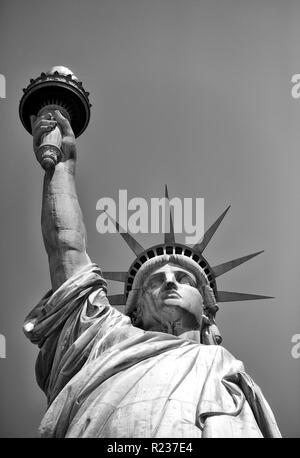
[{"xmin": 24, "ymin": 263, "xmax": 281, "ymax": 438}]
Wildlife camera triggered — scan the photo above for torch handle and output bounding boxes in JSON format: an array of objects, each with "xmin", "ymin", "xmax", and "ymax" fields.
[{"xmin": 37, "ymin": 124, "xmax": 62, "ymax": 171}]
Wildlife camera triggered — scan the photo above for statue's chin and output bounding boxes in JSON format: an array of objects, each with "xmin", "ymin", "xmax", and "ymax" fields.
[{"xmin": 161, "ymin": 303, "xmax": 184, "ymax": 319}]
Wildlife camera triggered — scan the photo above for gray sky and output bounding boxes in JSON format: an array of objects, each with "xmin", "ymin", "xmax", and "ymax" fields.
[{"xmin": 0, "ymin": 0, "xmax": 299, "ymax": 437}]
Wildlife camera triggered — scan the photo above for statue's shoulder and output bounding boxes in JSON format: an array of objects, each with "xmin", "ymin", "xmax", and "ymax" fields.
[
  {"xmin": 217, "ymin": 345, "xmax": 246, "ymax": 372},
  {"xmin": 199, "ymin": 344, "xmax": 245, "ymax": 371}
]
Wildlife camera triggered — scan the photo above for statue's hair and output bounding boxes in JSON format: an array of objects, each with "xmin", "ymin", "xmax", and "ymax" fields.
[{"xmin": 125, "ymin": 254, "xmax": 222, "ymax": 345}]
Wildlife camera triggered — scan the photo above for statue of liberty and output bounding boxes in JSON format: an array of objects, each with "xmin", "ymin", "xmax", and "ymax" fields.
[{"xmin": 21, "ymin": 67, "xmax": 281, "ymax": 438}]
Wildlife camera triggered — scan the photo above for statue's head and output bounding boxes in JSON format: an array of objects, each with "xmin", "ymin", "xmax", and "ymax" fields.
[
  {"xmin": 104, "ymin": 188, "xmax": 268, "ymax": 345},
  {"xmin": 125, "ymin": 254, "xmax": 221, "ymax": 344}
]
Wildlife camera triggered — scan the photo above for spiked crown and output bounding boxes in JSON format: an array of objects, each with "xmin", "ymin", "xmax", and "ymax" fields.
[{"xmin": 103, "ymin": 186, "xmax": 271, "ymax": 317}]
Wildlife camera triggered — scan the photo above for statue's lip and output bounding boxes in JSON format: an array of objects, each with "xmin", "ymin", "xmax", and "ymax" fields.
[{"xmin": 161, "ymin": 290, "xmax": 181, "ymax": 300}]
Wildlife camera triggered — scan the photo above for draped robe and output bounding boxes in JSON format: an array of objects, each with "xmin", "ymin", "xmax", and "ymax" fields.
[{"xmin": 23, "ymin": 263, "xmax": 281, "ymax": 438}]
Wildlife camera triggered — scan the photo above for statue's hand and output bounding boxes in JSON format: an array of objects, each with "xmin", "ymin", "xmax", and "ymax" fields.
[{"xmin": 30, "ymin": 110, "xmax": 77, "ymax": 169}]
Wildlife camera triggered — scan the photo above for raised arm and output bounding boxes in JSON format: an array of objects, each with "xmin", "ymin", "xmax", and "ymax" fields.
[{"xmin": 31, "ymin": 110, "xmax": 91, "ymax": 291}]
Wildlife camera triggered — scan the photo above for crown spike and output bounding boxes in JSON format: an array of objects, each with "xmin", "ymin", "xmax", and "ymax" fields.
[
  {"xmin": 106, "ymin": 212, "xmax": 145, "ymax": 257},
  {"xmin": 164, "ymin": 184, "xmax": 175, "ymax": 245},
  {"xmin": 103, "ymin": 271, "xmax": 127, "ymax": 282},
  {"xmin": 193, "ymin": 205, "xmax": 231, "ymax": 254},
  {"xmin": 212, "ymin": 250, "xmax": 264, "ymax": 278},
  {"xmin": 217, "ymin": 291, "xmax": 274, "ymax": 302}
]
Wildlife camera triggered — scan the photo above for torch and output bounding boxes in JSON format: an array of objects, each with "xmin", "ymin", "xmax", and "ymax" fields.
[{"xmin": 19, "ymin": 66, "xmax": 91, "ymax": 170}]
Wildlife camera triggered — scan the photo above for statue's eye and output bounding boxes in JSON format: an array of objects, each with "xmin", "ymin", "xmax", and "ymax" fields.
[
  {"xmin": 147, "ymin": 276, "xmax": 162, "ymax": 289},
  {"xmin": 178, "ymin": 274, "xmax": 196, "ymax": 287}
]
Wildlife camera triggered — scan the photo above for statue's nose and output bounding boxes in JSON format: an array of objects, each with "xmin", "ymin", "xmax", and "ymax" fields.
[
  {"xmin": 164, "ymin": 273, "xmax": 177, "ymax": 290},
  {"xmin": 165, "ymin": 281, "xmax": 177, "ymax": 290}
]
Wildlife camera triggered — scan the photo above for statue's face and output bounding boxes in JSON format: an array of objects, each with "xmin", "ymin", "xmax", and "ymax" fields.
[{"xmin": 138, "ymin": 263, "xmax": 203, "ymax": 336}]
